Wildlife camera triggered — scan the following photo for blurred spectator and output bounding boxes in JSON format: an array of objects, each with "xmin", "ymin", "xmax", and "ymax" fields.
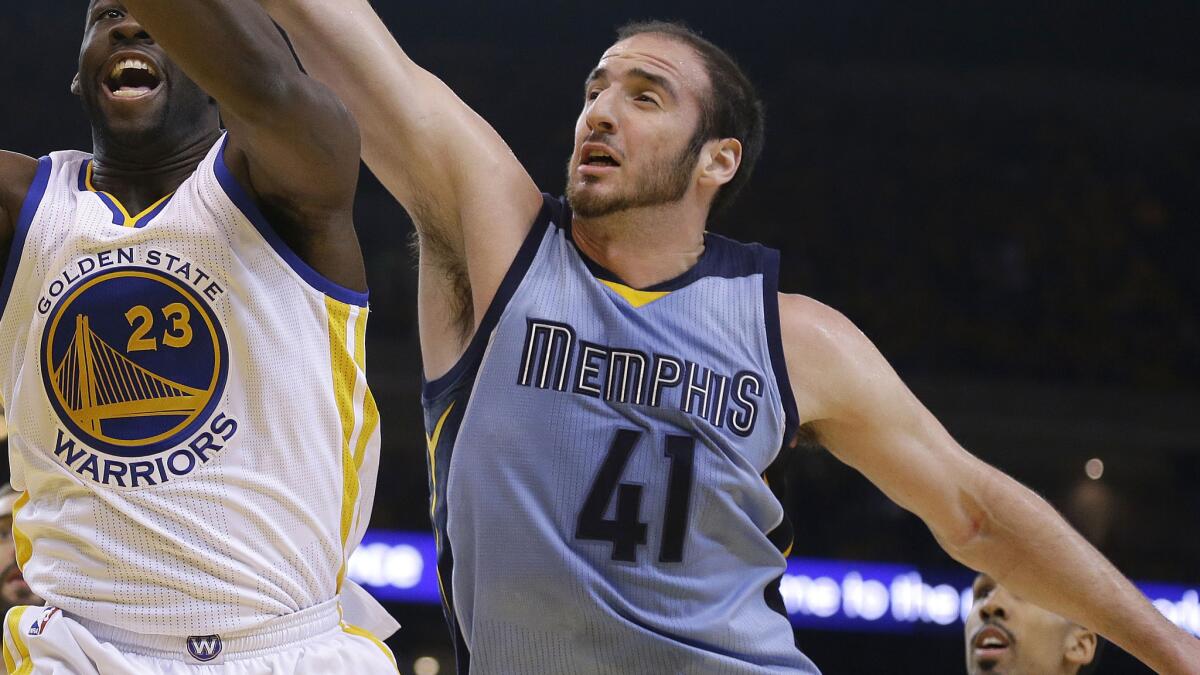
[
  {"xmin": 965, "ymin": 573, "xmax": 1099, "ymax": 675},
  {"xmin": 0, "ymin": 483, "xmax": 41, "ymax": 615}
]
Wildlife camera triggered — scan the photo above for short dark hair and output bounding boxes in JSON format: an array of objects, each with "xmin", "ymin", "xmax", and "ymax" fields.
[{"xmin": 616, "ymin": 20, "xmax": 765, "ymax": 215}]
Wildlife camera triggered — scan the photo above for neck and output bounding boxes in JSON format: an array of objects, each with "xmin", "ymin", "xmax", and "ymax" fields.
[
  {"xmin": 571, "ymin": 199, "xmax": 708, "ymax": 289},
  {"xmin": 90, "ymin": 126, "xmax": 221, "ymax": 213}
]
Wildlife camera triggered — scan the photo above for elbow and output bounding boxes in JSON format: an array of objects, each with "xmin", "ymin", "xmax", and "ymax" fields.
[
  {"xmin": 934, "ymin": 485, "xmax": 993, "ymax": 564},
  {"xmin": 941, "ymin": 509, "xmax": 988, "ymax": 561}
]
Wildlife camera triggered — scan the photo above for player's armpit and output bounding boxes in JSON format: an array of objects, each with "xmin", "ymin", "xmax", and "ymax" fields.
[{"xmin": 261, "ymin": 0, "xmax": 543, "ymax": 373}]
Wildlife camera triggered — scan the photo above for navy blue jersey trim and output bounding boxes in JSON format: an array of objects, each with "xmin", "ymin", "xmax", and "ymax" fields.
[
  {"xmin": 213, "ymin": 136, "xmax": 369, "ymax": 307},
  {"xmin": 0, "ymin": 156, "xmax": 52, "ymax": 319},
  {"xmin": 763, "ymin": 575, "xmax": 798, "ymax": 646},
  {"xmin": 421, "ymin": 194, "xmax": 558, "ymax": 400},
  {"xmin": 761, "ymin": 247, "xmax": 800, "ymax": 439},
  {"xmin": 422, "ymin": 388, "xmax": 473, "ymax": 673},
  {"xmin": 131, "ymin": 193, "xmax": 173, "ymax": 228},
  {"xmin": 77, "ymin": 160, "xmax": 178, "ymax": 228},
  {"xmin": 557, "ymin": 195, "xmax": 763, "ymax": 291}
]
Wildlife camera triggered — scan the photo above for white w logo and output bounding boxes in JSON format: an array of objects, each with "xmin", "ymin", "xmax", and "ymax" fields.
[{"xmin": 186, "ymin": 635, "xmax": 223, "ymax": 662}]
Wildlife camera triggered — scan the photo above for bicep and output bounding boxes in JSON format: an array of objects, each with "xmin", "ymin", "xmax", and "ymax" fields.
[
  {"xmin": 221, "ymin": 77, "xmax": 361, "ymax": 212},
  {"xmin": 783, "ymin": 294, "xmax": 988, "ymax": 549},
  {"xmin": 811, "ymin": 389, "xmax": 987, "ymax": 550}
]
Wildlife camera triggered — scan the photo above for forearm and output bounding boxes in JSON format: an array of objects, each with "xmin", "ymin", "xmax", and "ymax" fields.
[
  {"xmin": 260, "ymin": 0, "xmax": 538, "ymax": 231},
  {"xmin": 954, "ymin": 466, "xmax": 1196, "ymax": 672},
  {"xmin": 260, "ymin": 0, "xmax": 435, "ymax": 173},
  {"xmin": 120, "ymin": 0, "xmax": 304, "ymax": 120}
]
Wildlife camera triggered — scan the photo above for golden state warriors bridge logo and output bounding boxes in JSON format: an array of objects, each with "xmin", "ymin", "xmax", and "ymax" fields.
[{"xmin": 40, "ymin": 255, "xmax": 237, "ymax": 488}]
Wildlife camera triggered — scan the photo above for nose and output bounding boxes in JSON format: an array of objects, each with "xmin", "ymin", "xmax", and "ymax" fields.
[
  {"xmin": 109, "ymin": 13, "xmax": 153, "ymax": 45},
  {"xmin": 584, "ymin": 88, "xmax": 618, "ymax": 134},
  {"xmin": 977, "ymin": 589, "xmax": 1008, "ymax": 622}
]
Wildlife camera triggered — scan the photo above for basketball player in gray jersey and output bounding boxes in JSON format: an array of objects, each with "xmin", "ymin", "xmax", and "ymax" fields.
[{"xmin": 263, "ymin": 3, "xmax": 1200, "ymax": 673}]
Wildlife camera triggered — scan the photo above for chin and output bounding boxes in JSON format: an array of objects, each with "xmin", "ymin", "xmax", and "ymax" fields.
[
  {"xmin": 971, "ymin": 657, "xmax": 1006, "ymax": 674},
  {"xmin": 101, "ymin": 105, "xmax": 172, "ymax": 143},
  {"xmin": 83, "ymin": 90, "xmax": 170, "ymax": 147},
  {"xmin": 566, "ymin": 183, "xmax": 624, "ymax": 218}
]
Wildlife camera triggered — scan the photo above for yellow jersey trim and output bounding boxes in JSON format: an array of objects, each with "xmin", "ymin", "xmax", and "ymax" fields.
[
  {"xmin": 599, "ymin": 279, "xmax": 671, "ymax": 308},
  {"xmin": 341, "ymin": 621, "xmax": 399, "ymax": 672},
  {"xmin": 85, "ymin": 162, "xmax": 174, "ymax": 228},
  {"xmin": 3, "ymin": 606, "xmax": 31, "ymax": 674},
  {"xmin": 11, "ymin": 492, "xmax": 31, "ymax": 570},
  {"xmin": 425, "ymin": 403, "xmax": 455, "ymax": 606},
  {"xmin": 351, "ymin": 308, "xmax": 378, "ymax": 471},
  {"xmin": 425, "ymin": 403, "xmax": 455, "ymax": 524},
  {"xmin": 2, "ymin": 608, "xmax": 17, "ymax": 674},
  {"xmin": 327, "ymin": 297, "xmax": 363, "ymax": 592}
]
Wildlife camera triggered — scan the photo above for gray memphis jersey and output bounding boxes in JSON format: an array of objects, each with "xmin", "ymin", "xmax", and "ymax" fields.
[{"xmin": 422, "ymin": 196, "xmax": 821, "ymax": 674}]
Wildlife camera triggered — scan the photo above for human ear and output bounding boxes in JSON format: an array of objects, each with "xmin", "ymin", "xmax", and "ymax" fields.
[
  {"xmin": 1064, "ymin": 626, "xmax": 1097, "ymax": 667},
  {"xmin": 698, "ymin": 137, "xmax": 742, "ymax": 188}
]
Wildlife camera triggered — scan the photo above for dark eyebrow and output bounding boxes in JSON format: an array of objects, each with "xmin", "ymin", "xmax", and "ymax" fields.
[
  {"xmin": 584, "ymin": 67, "xmax": 608, "ymax": 89},
  {"xmin": 627, "ymin": 67, "xmax": 677, "ymax": 98},
  {"xmin": 585, "ymin": 66, "xmax": 678, "ymax": 99}
]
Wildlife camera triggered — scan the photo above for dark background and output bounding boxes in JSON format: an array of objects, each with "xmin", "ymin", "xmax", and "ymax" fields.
[{"xmin": 4, "ymin": 2, "xmax": 1199, "ymax": 673}]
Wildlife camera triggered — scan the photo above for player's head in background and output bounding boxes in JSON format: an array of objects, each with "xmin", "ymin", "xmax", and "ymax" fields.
[
  {"xmin": 966, "ymin": 573, "xmax": 1100, "ymax": 675},
  {"xmin": 0, "ymin": 483, "xmax": 41, "ymax": 614},
  {"xmin": 566, "ymin": 21, "xmax": 765, "ymax": 222},
  {"xmin": 73, "ymin": 1, "xmax": 219, "ymax": 156}
]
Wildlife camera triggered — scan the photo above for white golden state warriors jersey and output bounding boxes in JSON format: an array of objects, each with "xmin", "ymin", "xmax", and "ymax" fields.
[{"xmin": 0, "ymin": 135, "xmax": 382, "ymax": 637}]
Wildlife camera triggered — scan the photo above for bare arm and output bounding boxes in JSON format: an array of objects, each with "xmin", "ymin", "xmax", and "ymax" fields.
[
  {"xmin": 0, "ymin": 152, "xmax": 39, "ymax": 273},
  {"xmin": 118, "ymin": 0, "xmax": 364, "ymax": 290},
  {"xmin": 260, "ymin": 0, "xmax": 543, "ymax": 376},
  {"xmin": 781, "ymin": 293, "xmax": 1200, "ymax": 674}
]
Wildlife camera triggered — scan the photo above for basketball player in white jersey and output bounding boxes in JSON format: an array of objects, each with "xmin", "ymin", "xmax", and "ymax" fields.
[
  {"xmin": 0, "ymin": 1, "xmax": 398, "ymax": 672},
  {"xmin": 262, "ymin": 3, "xmax": 1200, "ymax": 673}
]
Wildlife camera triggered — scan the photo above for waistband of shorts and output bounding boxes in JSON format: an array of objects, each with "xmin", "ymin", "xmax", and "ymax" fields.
[{"xmin": 64, "ymin": 598, "xmax": 342, "ymax": 661}]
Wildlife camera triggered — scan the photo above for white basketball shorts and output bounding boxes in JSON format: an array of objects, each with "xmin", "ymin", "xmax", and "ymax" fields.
[{"xmin": 2, "ymin": 599, "xmax": 398, "ymax": 674}]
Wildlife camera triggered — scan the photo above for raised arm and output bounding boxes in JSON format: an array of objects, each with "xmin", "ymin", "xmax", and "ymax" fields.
[
  {"xmin": 260, "ymin": 0, "xmax": 543, "ymax": 376},
  {"xmin": 115, "ymin": 0, "xmax": 364, "ymax": 290},
  {"xmin": 781, "ymin": 293, "xmax": 1200, "ymax": 674}
]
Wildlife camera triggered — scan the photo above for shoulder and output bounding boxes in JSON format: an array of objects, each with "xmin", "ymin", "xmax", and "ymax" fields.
[
  {"xmin": 0, "ymin": 151, "xmax": 40, "ymax": 230},
  {"xmin": 777, "ymin": 293, "xmax": 895, "ymax": 423},
  {"xmin": 778, "ymin": 293, "xmax": 871, "ymax": 356}
]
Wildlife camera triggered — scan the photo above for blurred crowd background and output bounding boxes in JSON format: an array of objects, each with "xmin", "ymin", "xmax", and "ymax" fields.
[{"xmin": 3, "ymin": 1, "xmax": 1197, "ymax": 672}]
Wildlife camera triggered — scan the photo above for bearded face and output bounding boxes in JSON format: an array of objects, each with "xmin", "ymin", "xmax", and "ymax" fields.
[{"xmin": 566, "ymin": 132, "xmax": 700, "ymax": 218}]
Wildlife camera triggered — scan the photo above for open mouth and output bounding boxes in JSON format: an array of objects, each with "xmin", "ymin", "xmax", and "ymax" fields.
[
  {"xmin": 104, "ymin": 56, "xmax": 162, "ymax": 99},
  {"xmin": 582, "ymin": 151, "xmax": 620, "ymax": 167},
  {"xmin": 972, "ymin": 624, "xmax": 1013, "ymax": 657},
  {"xmin": 579, "ymin": 143, "xmax": 622, "ymax": 171}
]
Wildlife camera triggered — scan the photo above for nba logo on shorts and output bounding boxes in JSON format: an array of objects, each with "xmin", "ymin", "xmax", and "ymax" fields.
[
  {"xmin": 187, "ymin": 634, "xmax": 223, "ymax": 662},
  {"xmin": 27, "ymin": 607, "xmax": 60, "ymax": 636}
]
